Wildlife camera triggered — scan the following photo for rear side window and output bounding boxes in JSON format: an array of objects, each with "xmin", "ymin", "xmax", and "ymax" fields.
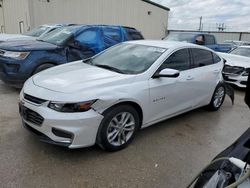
[
  {"xmin": 205, "ymin": 35, "xmax": 215, "ymax": 45},
  {"xmin": 213, "ymin": 53, "xmax": 221, "ymax": 63},
  {"xmin": 160, "ymin": 49, "xmax": 190, "ymax": 71},
  {"xmin": 103, "ymin": 26, "xmax": 122, "ymax": 42},
  {"xmin": 76, "ymin": 29, "xmax": 98, "ymax": 44},
  {"xmin": 125, "ymin": 28, "xmax": 144, "ymax": 40},
  {"xmin": 192, "ymin": 49, "xmax": 214, "ymax": 67}
]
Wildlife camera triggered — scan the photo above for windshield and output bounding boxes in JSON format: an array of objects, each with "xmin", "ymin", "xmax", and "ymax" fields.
[
  {"xmin": 90, "ymin": 43, "xmax": 166, "ymax": 74},
  {"xmin": 37, "ymin": 26, "xmax": 80, "ymax": 46},
  {"xmin": 164, "ymin": 33, "xmax": 195, "ymax": 42},
  {"xmin": 24, "ymin": 26, "xmax": 51, "ymax": 37},
  {"xmin": 230, "ymin": 47, "xmax": 250, "ymax": 58}
]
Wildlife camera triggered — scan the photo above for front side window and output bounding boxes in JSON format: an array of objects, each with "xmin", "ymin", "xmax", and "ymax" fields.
[
  {"xmin": 90, "ymin": 43, "xmax": 166, "ymax": 74},
  {"xmin": 76, "ymin": 29, "xmax": 98, "ymax": 44},
  {"xmin": 160, "ymin": 49, "xmax": 190, "ymax": 71},
  {"xmin": 230, "ymin": 47, "xmax": 250, "ymax": 58},
  {"xmin": 192, "ymin": 48, "xmax": 214, "ymax": 67}
]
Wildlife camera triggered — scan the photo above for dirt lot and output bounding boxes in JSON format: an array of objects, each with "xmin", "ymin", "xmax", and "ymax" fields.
[{"xmin": 0, "ymin": 81, "xmax": 249, "ymax": 188}]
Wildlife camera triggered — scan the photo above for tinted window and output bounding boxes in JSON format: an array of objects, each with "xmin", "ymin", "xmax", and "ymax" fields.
[
  {"xmin": 205, "ymin": 35, "xmax": 215, "ymax": 45},
  {"xmin": 192, "ymin": 49, "xmax": 214, "ymax": 67},
  {"xmin": 160, "ymin": 49, "xmax": 190, "ymax": 71},
  {"xmin": 103, "ymin": 27, "xmax": 122, "ymax": 42},
  {"xmin": 213, "ymin": 53, "xmax": 221, "ymax": 63},
  {"xmin": 125, "ymin": 28, "xmax": 144, "ymax": 40},
  {"xmin": 76, "ymin": 29, "xmax": 98, "ymax": 44}
]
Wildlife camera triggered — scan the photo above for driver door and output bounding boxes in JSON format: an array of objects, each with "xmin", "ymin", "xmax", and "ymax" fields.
[
  {"xmin": 148, "ymin": 48, "xmax": 195, "ymax": 122},
  {"xmin": 67, "ymin": 28, "xmax": 99, "ymax": 62}
]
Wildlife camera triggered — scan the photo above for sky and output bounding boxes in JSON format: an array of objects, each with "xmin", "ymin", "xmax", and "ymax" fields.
[{"xmin": 152, "ymin": 0, "xmax": 250, "ymax": 32}]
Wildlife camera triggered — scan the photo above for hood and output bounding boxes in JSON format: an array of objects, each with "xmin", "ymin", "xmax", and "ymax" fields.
[
  {"xmin": 32, "ymin": 62, "xmax": 136, "ymax": 93},
  {"xmin": 218, "ymin": 52, "xmax": 250, "ymax": 68},
  {"xmin": 0, "ymin": 34, "xmax": 33, "ymax": 42},
  {"xmin": 0, "ymin": 40, "xmax": 59, "ymax": 51}
]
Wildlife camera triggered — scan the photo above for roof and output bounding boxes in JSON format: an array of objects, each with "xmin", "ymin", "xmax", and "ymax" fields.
[
  {"xmin": 141, "ymin": 0, "xmax": 170, "ymax": 11},
  {"xmin": 127, "ymin": 40, "xmax": 203, "ymax": 49}
]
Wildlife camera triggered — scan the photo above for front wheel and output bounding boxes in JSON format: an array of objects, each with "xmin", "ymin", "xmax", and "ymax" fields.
[
  {"xmin": 96, "ymin": 105, "xmax": 140, "ymax": 151},
  {"xmin": 207, "ymin": 84, "xmax": 226, "ymax": 111},
  {"xmin": 33, "ymin": 63, "xmax": 55, "ymax": 75}
]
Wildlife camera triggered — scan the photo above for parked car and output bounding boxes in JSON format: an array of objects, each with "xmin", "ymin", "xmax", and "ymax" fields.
[
  {"xmin": 19, "ymin": 41, "xmax": 225, "ymax": 151},
  {"xmin": 220, "ymin": 46, "xmax": 250, "ymax": 88},
  {"xmin": 0, "ymin": 24, "xmax": 69, "ymax": 42},
  {"xmin": 164, "ymin": 32, "xmax": 233, "ymax": 53},
  {"xmin": 0, "ymin": 25, "xmax": 144, "ymax": 87},
  {"xmin": 224, "ymin": 40, "xmax": 250, "ymax": 47}
]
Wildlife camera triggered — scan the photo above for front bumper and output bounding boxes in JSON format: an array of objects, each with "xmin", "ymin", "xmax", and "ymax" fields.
[
  {"xmin": 223, "ymin": 74, "xmax": 248, "ymax": 88},
  {"xmin": 19, "ymin": 99, "xmax": 104, "ymax": 149},
  {"xmin": 0, "ymin": 56, "xmax": 33, "ymax": 87}
]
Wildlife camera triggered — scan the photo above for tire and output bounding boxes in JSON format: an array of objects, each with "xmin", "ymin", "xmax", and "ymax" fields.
[
  {"xmin": 96, "ymin": 105, "xmax": 140, "ymax": 151},
  {"xmin": 33, "ymin": 63, "xmax": 55, "ymax": 75},
  {"xmin": 207, "ymin": 84, "xmax": 226, "ymax": 111}
]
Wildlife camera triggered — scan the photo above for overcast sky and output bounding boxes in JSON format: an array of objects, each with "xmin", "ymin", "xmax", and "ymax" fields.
[{"xmin": 152, "ymin": 0, "xmax": 250, "ymax": 31}]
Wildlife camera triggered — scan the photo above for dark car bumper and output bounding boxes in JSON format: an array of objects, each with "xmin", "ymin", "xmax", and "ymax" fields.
[
  {"xmin": 194, "ymin": 128, "xmax": 250, "ymax": 187},
  {"xmin": 0, "ymin": 58, "xmax": 30, "ymax": 87}
]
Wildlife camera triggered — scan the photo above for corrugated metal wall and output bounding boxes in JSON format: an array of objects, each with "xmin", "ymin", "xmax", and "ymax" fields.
[
  {"xmin": 29, "ymin": 0, "xmax": 168, "ymax": 39},
  {"xmin": 168, "ymin": 30, "xmax": 250, "ymax": 43},
  {"xmin": 0, "ymin": 0, "xmax": 30, "ymax": 33}
]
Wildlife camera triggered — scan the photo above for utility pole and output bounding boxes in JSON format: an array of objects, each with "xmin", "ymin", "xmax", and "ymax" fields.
[{"xmin": 199, "ymin": 16, "xmax": 202, "ymax": 31}]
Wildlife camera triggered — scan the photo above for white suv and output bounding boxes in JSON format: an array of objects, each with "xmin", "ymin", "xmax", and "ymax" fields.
[{"xmin": 19, "ymin": 41, "xmax": 225, "ymax": 151}]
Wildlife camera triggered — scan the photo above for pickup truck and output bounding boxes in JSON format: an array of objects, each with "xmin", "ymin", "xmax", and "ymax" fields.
[
  {"xmin": 164, "ymin": 32, "xmax": 233, "ymax": 53},
  {"xmin": 0, "ymin": 25, "xmax": 144, "ymax": 87}
]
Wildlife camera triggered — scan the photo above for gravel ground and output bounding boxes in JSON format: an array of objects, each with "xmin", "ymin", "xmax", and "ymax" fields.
[{"xmin": 0, "ymin": 81, "xmax": 249, "ymax": 188}]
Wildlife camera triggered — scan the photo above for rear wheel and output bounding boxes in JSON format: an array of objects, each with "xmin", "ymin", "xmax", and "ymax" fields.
[
  {"xmin": 207, "ymin": 84, "xmax": 226, "ymax": 111},
  {"xmin": 33, "ymin": 63, "xmax": 55, "ymax": 75},
  {"xmin": 97, "ymin": 105, "xmax": 140, "ymax": 151}
]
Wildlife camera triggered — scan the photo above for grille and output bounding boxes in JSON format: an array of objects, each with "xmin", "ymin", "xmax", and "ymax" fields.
[
  {"xmin": 20, "ymin": 105, "xmax": 44, "ymax": 126},
  {"xmin": 223, "ymin": 65, "xmax": 245, "ymax": 75},
  {"xmin": 24, "ymin": 93, "xmax": 47, "ymax": 105}
]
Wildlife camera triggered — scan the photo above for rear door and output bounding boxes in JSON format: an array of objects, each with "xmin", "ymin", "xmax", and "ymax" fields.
[
  {"xmin": 190, "ymin": 48, "xmax": 222, "ymax": 106},
  {"xmin": 102, "ymin": 26, "xmax": 123, "ymax": 49},
  {"xmin": 149, "ymin": 48, "xmax": 195, "ymax": 122}
]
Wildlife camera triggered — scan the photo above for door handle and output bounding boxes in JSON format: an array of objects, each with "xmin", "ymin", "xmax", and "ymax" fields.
[{"xmin": 186, "ymin": 76, "xmax": 194, "ymax": 80}]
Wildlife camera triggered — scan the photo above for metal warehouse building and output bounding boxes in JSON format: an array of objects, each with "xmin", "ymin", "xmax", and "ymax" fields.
[{"xmin": 0, "ymin": 0, "xmax": 169, "ymax": 39}]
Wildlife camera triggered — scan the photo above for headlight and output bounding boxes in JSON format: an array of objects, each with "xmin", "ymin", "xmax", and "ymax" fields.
[
  {"xmin": 48, "ymin": 100, "xmax": 97, "ymax": 113},
  {"xmin": 3, "ymin": 51, "xmax": 30, "ymax": 60}
]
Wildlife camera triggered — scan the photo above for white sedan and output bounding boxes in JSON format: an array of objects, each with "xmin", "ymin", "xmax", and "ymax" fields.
[
  {"xmin": 219, "ymin": 46, "xmax": 250, "ymax": 88},
  {"xmin": 19, "ymin": 41, "xmax": 225, "ymax": 151}
]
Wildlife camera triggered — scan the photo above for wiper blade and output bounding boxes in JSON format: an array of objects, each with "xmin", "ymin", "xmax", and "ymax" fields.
[
  {"xmin": 36, "ymin": 39, "xmax": 44, "ymax": 42},
  {"xmin": 82, "ymin": 58, "xmax": 93, "ymax": 65},
  {"xmin": 95, "ymin": 64, "xmax": 125, "ymax": 74}
]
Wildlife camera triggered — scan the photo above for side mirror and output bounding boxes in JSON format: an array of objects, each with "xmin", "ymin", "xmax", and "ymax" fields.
[
  {"xmin": 153, "ymin": 68, "xmax": 180, "ymax": 78},
  {"xmin": 196, "ymin": 40, "xmax": 205, "ymax": 45}
]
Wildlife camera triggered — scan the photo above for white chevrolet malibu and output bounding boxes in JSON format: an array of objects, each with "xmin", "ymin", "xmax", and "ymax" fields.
[
  {"xmin": 219, "ymin": 46, "xmax": 250, "ymax": 88},
  {"xmin": 19, "ymin": 41, "xmax": 225, "ymax": 151}
]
